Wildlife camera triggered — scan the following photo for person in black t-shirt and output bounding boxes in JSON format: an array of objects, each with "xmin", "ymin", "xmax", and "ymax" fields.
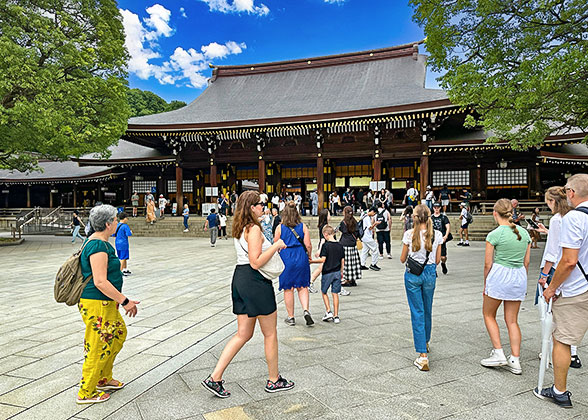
[
  {"xmin": 271, "ymin": 207, "xmax": 281, "ymax": 235},
  {"xmin": 431, "ymin": 202, "xmax": 451, "ymax": 274},
  {"xmin": 316, "ymin": 225, "xmax": 345, "ymax": 323}
]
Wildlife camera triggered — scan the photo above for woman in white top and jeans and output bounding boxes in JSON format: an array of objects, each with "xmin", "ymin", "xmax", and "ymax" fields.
[
  {"xmin": 400, "ymin": 204, "xmax": 443, "ymax": 371},
  {"xmin": 537, "ymin": 186, "xmax": 581, "ymax": 368},
  {"xmin": 202, "ymin": 191, "xmax": 294, "ymax": 397}
]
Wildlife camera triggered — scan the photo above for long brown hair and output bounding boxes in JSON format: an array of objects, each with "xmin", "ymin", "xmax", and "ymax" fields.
[
  {"xmin": 411, "ymin": 204, "xmax": 434, "ymax": 252},
  {"xmin": 281, "ymin": 201, "xmax": 302, "ymax": 227},
  {"xmin": 545, "ymin": 186, "xmax": 572, "ymax": 217},
  {"xmin": 343, "ymin": 206, "xmax": 357, "ymax": 233},
  {"xmin": 494, "ymin": 198, "xmax": 522, "ymax": 241},
  {"xmin": 232, "ymin": 191, "xmax": 261, "ymax": 238}
]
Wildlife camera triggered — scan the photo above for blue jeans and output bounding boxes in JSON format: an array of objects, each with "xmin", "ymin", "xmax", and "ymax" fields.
[
  {"xmin": 426, "ymin": 200, "xmax": 433, "ymax": 210},
  {"xmin": 183, "ymin": 216, "xmax": 189, "ymax": 229},
  {"xmin": 72, "ymin": 225, "xmax": 84, "ymax": 242},
  {"xmin": 404, "ymin": 264, "xmax": 437, "ymax": 353}
]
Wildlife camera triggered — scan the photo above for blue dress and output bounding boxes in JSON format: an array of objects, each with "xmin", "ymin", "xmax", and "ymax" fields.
[{"xmin": 278, "ymin": 223, "xmax": 311, "ymax": 290}]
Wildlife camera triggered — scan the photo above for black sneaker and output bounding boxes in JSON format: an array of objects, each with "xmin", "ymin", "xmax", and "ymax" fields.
[
  {"xmin": 463, "ymin": 243, "xmax": 470, "ymax": 247},
  {"xmin": 360, "ymin": 265, "xmax": 369, "ymax": 271},
  {"xmin": 265, "ymin": 375, "xmax": 295, "ymax": 393},
  {"xmin": 571, "ymin": 355, "xmax": 582, "ymax": 369},
  {"xmin": 533, "ymin": 385, "xmax": 572, "ymax": 408},
  {"xmin": 304, "ymin": 310, "xmax": 314, "ymax": 326},
  {"xmin": 369, "ymin": 264, "xmax": 381, "ymax": 271},
  {"xmin": 457, "ymin": 242, "xmax": 464, "ymax": 246},
  {"xmin": 441, "ymin": 263, "xmax": 448, "ymax": 275},
  {"xmin": 201, "ymin": 376, "xmax": 230, "ymax": 398}
]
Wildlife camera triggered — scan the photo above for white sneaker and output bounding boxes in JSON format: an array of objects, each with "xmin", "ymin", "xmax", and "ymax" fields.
[
  {"xmin": 309, "ymin": 284, "xmax": 318, "ymax": 294},
  {"xmin": 507, "ymin": 355, "xmax": 522, "ymax": 375},
  {"xmin": 322, "ymin": 311, "xmax": 333, "ymax": 322},
  {"xmin": 340, "ymin": 288, "xmax": 351, "ymax": 296},
  {"xmin": 481, "ymin": 349, "xmax": 508, "ymax": 367},
  {"xmin": 183, "ymin": 229, "xmax": 189, "ymax": 232},
  {"xmin": 333, "ymin": 316, "xmax": 340, "ymax": 324},
  {"xmin": 414, "ymin": 356, "xmax": 429, "ymax": 371}
]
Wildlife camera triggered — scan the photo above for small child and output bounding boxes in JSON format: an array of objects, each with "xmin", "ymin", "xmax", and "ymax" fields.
[
  {"xmin": 219, "ymin": 213, "xmax": 227, "ymax": 239},
  {"xmin": 182, "ymin": 204, "xmax": 190, "ymax": 232},
  {"xmin": 113, "ymin": 212, "xmax": 133, "ymax": 276},
  {"xmin": 315, "ymin": 225, "xmax": 345, "ymax": 324}
]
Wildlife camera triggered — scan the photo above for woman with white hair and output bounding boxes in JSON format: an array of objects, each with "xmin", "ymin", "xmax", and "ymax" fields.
[{"xmin": 76, "ymin": 205, "xmax": 140, "ymax": 404}]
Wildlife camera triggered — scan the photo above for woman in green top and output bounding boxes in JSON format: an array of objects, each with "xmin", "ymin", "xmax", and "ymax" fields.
[
  {"xmin": 76, "ymin": 205, "xmax": 140, "ymax": 405},
  {"xmin": 480, "ymin": 198, "xmax": 531, "ymax": 376}
]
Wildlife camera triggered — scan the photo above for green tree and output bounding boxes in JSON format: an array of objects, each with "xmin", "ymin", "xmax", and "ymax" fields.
[
  {"xmin": 411, "ymin": 0, "xmax": 588, "ymax": 149},
  {"xmin": 0, "ymin": 0, "xmax": 130, "ymax": 171},
  {"xmin": 127, "ymin": 88, "xmax": 186, "ymax": 117}
]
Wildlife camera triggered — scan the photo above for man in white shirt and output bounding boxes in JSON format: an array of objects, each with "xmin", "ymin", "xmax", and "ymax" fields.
[
  {"xmin": 359, "ymin": 207, "xmax": 380, "ymax": 271},
  {"xmin": 537, "ymin": 173, "xmax": 588, "ymax": 408},
  {"xmin": 259, "ymin": 191, "xmax": 268, "ymax": 206},
  {"xmin": 271, "ymin": 193, "xmax": 280, "ymax": 209},
  {"xmin": 404, "ymin": 183, "xmax": 419, "ymax": 207}
]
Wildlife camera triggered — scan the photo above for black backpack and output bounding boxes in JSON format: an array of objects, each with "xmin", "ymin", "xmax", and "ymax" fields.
[
  {"xmin": 376, "ymin": 211, "xmax": 387, "ymax": 230},
  {"xmin": 358, "ymin": 216, "xmax": 367, "ymax": 238},
  {"xmin": 572, "ymin": 207, "xmax": 588, "ymax": 281}
]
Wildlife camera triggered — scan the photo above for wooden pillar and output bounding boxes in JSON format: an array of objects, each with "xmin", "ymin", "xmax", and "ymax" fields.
[
  {"xmin": 420, "ymin": 153, "xmax": 429, "ymax": 194},
  {"xmin": 176, "ymin": 165, "xmax": 184, "ymax": 210},
  {"xmin": 26, "ymin": 185, "xmax": 31, "ymax": 208},
  {"xmin": 210, "ymin": 161, "xmax": 217, "ymax": 201},
  {"xmin": 317, "ymin": 156, "xmax": 324, "ymax": 210},
  {"xmin": 98, "ymin": 184, "xmax": 104, "ymax": 203},
  {"xmin": 49, "ymin": 187, "xmax": 53, "ymax": 208},
  {"xmin": 258, "ymin": 158, "xmax": 266, "ymax": 193},
  {"xmin": 72, "ymin": 184, "xmax": 77, "ymax": 208},
  {"xmin": 373, "ymin": 157, "xmax": 382, "ymax": 182}
]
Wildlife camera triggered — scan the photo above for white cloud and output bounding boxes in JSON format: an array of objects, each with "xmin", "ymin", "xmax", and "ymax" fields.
[
  {"xmin": 324, "ymin": 0, "xmax": 346, "ymax": 3},
  {"xmin": 198, "ymin": 0, "xmax": 269, "ymax": 16},
  {"xmin": 179, "ymin": 7, "xmax": 187, "ymax": 18},
  {"xmin": 121, "ymin": 6, "xmax": 246, "ymax": 88},
  {"xmin": 144, "ymin": 4, "xmax": 173, "ymax": 38},
  {"xmin": 202, "ymin": 41, "xmax": 247, "ymax": 59}
]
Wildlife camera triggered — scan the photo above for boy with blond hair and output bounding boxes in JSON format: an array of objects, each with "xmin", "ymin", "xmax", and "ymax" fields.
[{"xmin": 316, "ymin": 225, "xmax": 345, "ymax": 323}]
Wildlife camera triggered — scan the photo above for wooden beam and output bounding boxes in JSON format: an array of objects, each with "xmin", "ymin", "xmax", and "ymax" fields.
[
  {"xmin": 317, "ymin": 156, "xmax": 324, "ymax": 210},
  {"xmin": 258, "ymin": 158, "xmax": 266, "ymax": 193},
  {"xmin": 176, "ymin": 165, "xmax": 184, "ymax": 210}
]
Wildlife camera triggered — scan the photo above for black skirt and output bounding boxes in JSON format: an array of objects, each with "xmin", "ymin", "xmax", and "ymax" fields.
[{"xmin": 232, "ymin": 264, "xmax": 277, "ymax": 317}]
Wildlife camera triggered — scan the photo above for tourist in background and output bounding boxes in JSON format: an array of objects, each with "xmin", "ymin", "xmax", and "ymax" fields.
[
  {"xmin": 131, "ymin": 191, "xmax": 139, "ymax": 217},
  {"xmin": 158, "ymin": 194, "xmax": 168, "ymax": 218},
  {"xmin": 536, "ymin": 186, "xmax": 581, "ymax": 369},
  {"xmin": 182, "ymin": 204, "xmax": 190, "ymax": 232},
  {"xmin": 511, "ymin": 199, "xmax": 524, "ymax": 226},
  {"xmin": 260, "ymin": 208, "xmax": 273, "ymax": 242},
  {"xmin": 230, "ymin": 191, "xmax": 238, "ymax": 216},
  {"xmin": 310, "ymin": 190, "xmax": 319, "ymax": 216},
  {"xmin": 274, "ymin": 202, "xmax": 314, "ymax": 326},
  {"xmin": 400, "ymin": 204, "xmax": 443, "ymax": 371},
  {"xmin": 204, "ymin": 208, "xmax": 220, "ymax": 247},
  {"xmin": 404, "ymin": 183, "xmax": 419, "ymax": 207},
  {"xmin": 386, "ymin": 189, "xmax": 394, "ymax": 210},
  {"xmin": 202, "ymin": 191, "xmax": 293, "ymax": 398},
  {"xmin": 77, "ymin": 204, "xmax": 139, "ymax": 404},
  {"xmin": 425, "ymin": 186, "xmax": 435, "ymax": 210},
  {"xmin": 528, "ymin": 207, "xmax": 541, "ymax": 248},
  {"xmin": 375, "ymin": 200, "xmax": 392, "ymax": 259},
  {"xmin": 377, "ymin": 188, "xmax": 387, "ymax": 207},
  {"xmin": 271, "ymin": 207, "xmax": 281, "ymax": 236},
  {"xmin": 359, "ymin": 207, "xmax": 381, "ymax": 271},
  {"xmin": 112, "ymin": 212, "xmax": 133, "ymax": 276},
  {"xmin": 481, "ymin": 198, "xmax": 530, "ymax": 375},
  {"xmin": 69, "ymin": 210, "xmax": 85, "ymax": 243},
  {"xmin": 218, "ymin": 193, "xmax": 229, "ymax": 216},
  {"xmin": 400, "ymin": 205, "xmax": 414, "ymax": 233},
  {"xmin": 431, "ymin": 202, "xmax": 451, "ymax": 275},
  {"xmin": 458, "ymin": 202, "xmax": 470, "ymax": 246},
  {"xmin": 219, "ymin": 212, "xmax": 228, "ymax": 240},
  {"xmin": 145, "ymin": 199, "xmax": 156, "ymax": 225},
  {"xmin": 338, "ymin": 206, "xmax": 362, "ymax": 287},
  {"xmin": 439, "ymin": 184, "xmax": 451, "ymax": 213}
]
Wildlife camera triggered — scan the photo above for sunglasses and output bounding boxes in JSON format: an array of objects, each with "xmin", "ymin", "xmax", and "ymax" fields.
[{"xmin": 253, "ymin": 202, "xmax": 263, "ymax": 207}]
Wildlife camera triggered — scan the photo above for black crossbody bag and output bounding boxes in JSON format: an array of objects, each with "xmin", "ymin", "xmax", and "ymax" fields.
[
  {"xmin": 288, "ymin": 226, "xmax": 310, "ymax": 259},
  {"xmin": 572, "ymin": 207, "xmax": 588, "ymax": 281},
  {"xmin": 406, "ymin": 250, "xmax": 431, "ymax": 276}
]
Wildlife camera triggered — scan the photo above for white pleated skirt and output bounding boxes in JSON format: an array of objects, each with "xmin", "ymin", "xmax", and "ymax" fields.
[{"xmin": 485, "ymin": 263, "xmax": 527, "ymax": 301}]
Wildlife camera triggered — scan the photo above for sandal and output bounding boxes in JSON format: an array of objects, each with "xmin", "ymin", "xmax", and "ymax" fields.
[
  {"xmin": 97, "ymin": 380, "xmax": 125, "ymax": 391},
  {"xmin": 76, "ymin": 391, "xmax": 110, "ymax": 404}
]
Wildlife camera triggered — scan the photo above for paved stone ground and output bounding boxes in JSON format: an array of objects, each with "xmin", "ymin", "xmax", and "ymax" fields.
[{"xmin": 1, "ymin": 235, "xmax": 588, "ymax": 420}]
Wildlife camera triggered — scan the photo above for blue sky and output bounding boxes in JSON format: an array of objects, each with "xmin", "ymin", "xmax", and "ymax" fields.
[{"xmin": 118, "ymin": 0, "xmax": 441, "ymax": 103}]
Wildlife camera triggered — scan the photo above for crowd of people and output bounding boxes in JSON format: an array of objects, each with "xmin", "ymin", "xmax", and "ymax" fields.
[{"xmin": 71, "ymin": 174, "xmax": 588, "ymax": 411}]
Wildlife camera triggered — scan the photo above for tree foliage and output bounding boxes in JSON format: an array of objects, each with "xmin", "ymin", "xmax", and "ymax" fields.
[
  {"xmin": 410, "ymin": 0, "xmax": 588, "ymax": 149},
  {"xmin": 0, "ymin": 0, "xmax": 130, "ymax": 171},
  {"xmin": 127, "ymin": 89, "xmax": 187, "ymax": 117}
]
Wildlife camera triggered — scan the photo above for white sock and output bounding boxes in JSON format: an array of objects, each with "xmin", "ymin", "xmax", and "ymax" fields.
[
  {"xmin": 553, "ymin": 385, "xmax": 565, "ymax": 395},
  {"xmin": 571, "ymin": 346, "xmax": 578, "ymax": 356},
  {"xmin": 494, "ymin": 348, "xmax": 505, "ymax": 358},
  {"xmin": 465, "ymin": 240, "xmax": 469, "ymax": 244},
  {"xmin": 509, "ymin": 355, "xmax": 519, "ymax": 362}
]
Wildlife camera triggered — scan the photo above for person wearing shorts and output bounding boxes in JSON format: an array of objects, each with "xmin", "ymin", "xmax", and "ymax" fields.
[
  {"xmin": 536, "ymin": 174, "xmax": 588, "ymax": 408},
  {"xmin": 316, "ymin": 225, "xmax": 344, "ymax": 324},
  {"xmin": 431, "ymin": 202, "xmax": 451, "ymax": 274},
  {"xmin": 458, "ymin": 202, "xmax": 470, "ymax": 246}
]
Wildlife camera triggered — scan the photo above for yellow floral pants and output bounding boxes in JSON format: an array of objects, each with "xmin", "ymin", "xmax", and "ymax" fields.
[{"xmin": 78, "ymin": 299, "xmax": 127, "ymax": 398}]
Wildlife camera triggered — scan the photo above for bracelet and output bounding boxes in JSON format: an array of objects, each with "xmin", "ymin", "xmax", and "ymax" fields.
[
  {"xmin": 540, "ymin": 272, "xmax": 549, "ymax": 277},
  {"xmin": 121, "ymin": 297, "xmax": 130, "ymax": 306}
]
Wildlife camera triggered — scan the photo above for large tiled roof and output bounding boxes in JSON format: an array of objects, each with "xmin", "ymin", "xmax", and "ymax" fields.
[
  {"xmin": 0, "ymin": 161, "xmax": 112, "ymax": 184},
  {"xmin": 128, "ymin": 42, "xmax": 449, "ymax": 129}
]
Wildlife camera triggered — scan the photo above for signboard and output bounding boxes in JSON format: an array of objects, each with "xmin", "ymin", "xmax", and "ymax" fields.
[
  {"xmin": 369, "ymin": 181, "xmax": 386, "ymax": 191},
  {"xmin": 212, "ymin": 187, "xmax": 218, "ymax": 196},
  {"xmin": 205, "ymin": 187, "xmax": 212, "ymax": 196},
  {"xmin": 150, "ymin": 186, "xmax": 157, "ymax": 193}
]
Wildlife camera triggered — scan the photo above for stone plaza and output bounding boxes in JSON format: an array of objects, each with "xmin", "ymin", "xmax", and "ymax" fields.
[{"xmin": 1, "ymin": 235, "xmax": 588, "ymax": 419}]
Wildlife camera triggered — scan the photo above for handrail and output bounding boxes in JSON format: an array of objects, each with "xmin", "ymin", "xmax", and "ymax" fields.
[{"xmin": 43, "ymin": 206, "xmax": 62, "ymax": 220}]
